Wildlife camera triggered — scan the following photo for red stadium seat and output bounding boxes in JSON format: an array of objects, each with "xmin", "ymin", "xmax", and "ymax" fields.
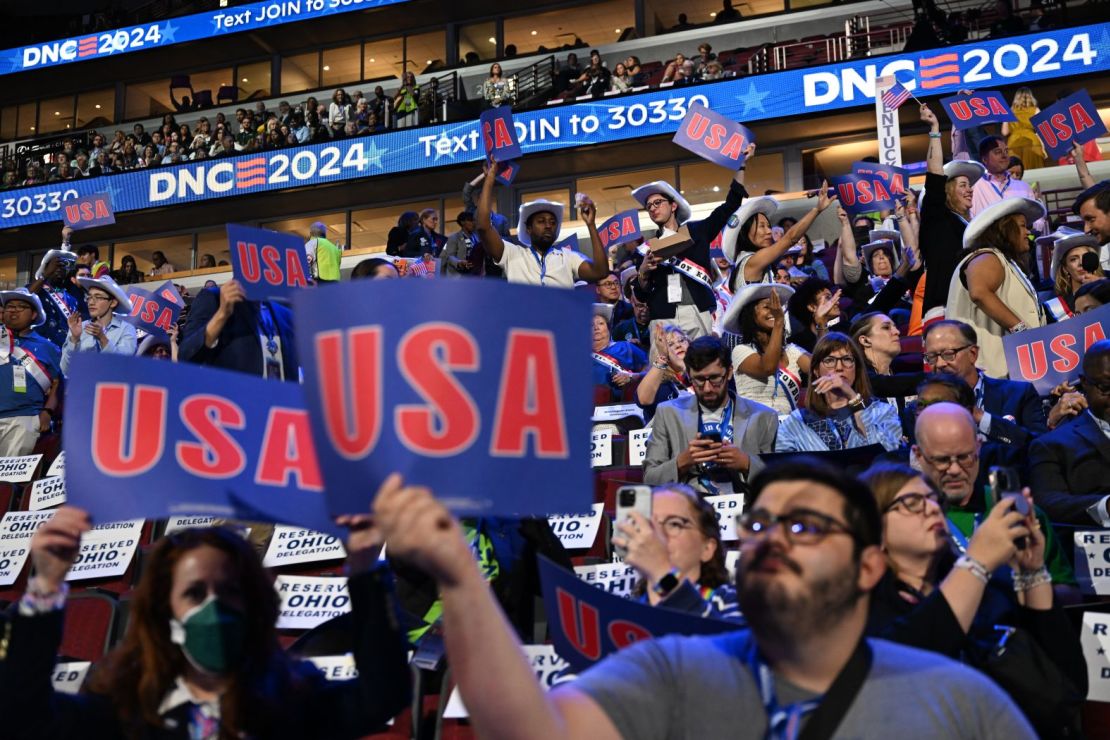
[{"xmin": 59, "ymin": 591, "xmax": 118, "ymax": 661}]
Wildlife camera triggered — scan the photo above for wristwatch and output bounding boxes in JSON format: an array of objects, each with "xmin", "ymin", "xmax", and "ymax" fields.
[{"xmin": 652, "ymin": 568, "xmax": 681, "ymax": 597}]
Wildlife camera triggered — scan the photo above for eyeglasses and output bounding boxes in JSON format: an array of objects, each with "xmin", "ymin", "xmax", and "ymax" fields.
[
  {"xmin": 884, "ymin": 491, "xmax": 944, "ymax": 515},
  {"xmin": 736, "ymin": 508, "xmax": 857, "ymax": 546},
  {"xmin": 1080, "ymin": 375, "xmax": 1110, "ymax": 396},
  {"xmin": 85, "ymin": 294, "xmax": 110, "ymax": 303},
  {"xmin": 2, "ymin": 305, "xmax": 31, "ymax": 313},
  {"xmin": 689, "ymin": 372, "xmax": 728, "ymax": 388},
  {"xmin": 819, "ymin": 354, "xmax": 856, "ymax": 368},
  {"xmin": 655, "ymin": 515, "xmax": 697, "ymax": 537},
  {"xmin": 922, "ymin": 345, "xmax": 974, "ymax": 365},
  {"xmin": 919, "ymin": 451, "xmax": 978, "ymax": 470},
  {"xmin": 644, "ymin": 198, "xmax": 671, "ymax": 210}
]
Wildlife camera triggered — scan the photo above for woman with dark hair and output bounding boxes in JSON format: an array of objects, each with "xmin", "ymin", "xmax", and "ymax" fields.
[
  {"xmin": 784, "ymin": 276, "xmax": 842, "ymax": 353},
  {"xmin": 386, "ymin": 211, "xmax": 420, "ymax": 256},
  {"xmin": 789, "ymin": 233, "xmax": 829, "ymax": 280},
  {"xmin": 722, "ymin": 283, "xmax": 811, "ymax": 414},
  {"xmin": 947, "ymin": 197, "xmax": 1046, "ymax": 377},
  {"xmin": 328, "ymin": 88, "xmax": 352, "ymax": 137},
  {"xmin": 113, "ymin": 255, "xmax": 142, "ymax": 285},
  {"xmin": 851, "ymin": 311, "xmax": 923, "ymax": 417},
  {"xmin": 5, "ymin": 501, "xmax": 410, "ymax": 739},
  {"xmin": 775, "ymin": 332, "xmax": 902, "ymax": 452},
  {"xmin": 862, "ymin": 463, "xmax": 1085, "ymax": 737},
  {"xmin": 479, "ymin": 63, "xmax": 515, "ymax": 108},
  {"xmin": 611, "ymin": 484, "xmax": 741, "ymax": 622}
]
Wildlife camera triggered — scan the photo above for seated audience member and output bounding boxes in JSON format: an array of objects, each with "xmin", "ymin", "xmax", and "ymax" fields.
[
  {"xmin": 595, "ymin": 272, "xmax": 634, "ymax": 327},
  {"xmin": 440, "ymin": 211, "xmax": 480, "ymax": 277},
  {"xmin": 179, "ymin": 280, "xmax": 297, "ymax": 381},
  {"xmin": 2, "ymin": 503, "xmax": 410, "ymax": 738},
  {"xmin": 1044, "ymin": 228, "xmax": 1103, "ymax": 320},
  {"xmin": 776, "ymin": 333, "xmax": 903, "ymax": 453},
  {"xmin": 862, "ymin": 464, "xmax": 1085, "ymax": 737},
  {"xmin": 0, "ymin": 289, "xmax": 62, "ymax": 456},
  {"xmin": 592, "ymin": 312, "xmax": 647, "ymax": 403},
  {"xmin": 1028, "ymin": 340, "xmax": 1110, "ymax": 525},
  {"xmin": 785, "ymin": 277, "xmax": 842, "ymax": 352},
  {"xmin": 723, "ymin": 283, "xmax": 810, "ymax": 415},
  {"xmin": 350, "ymin": 257, "xmax": 400, "ymax": 280},
  {"xmin": 612, "ymin": 484, "xmax": 741, "ymax": 621},
  {"xmin": 852, "ymin": 312, "xmax": 923, "ymax": 418},
  {"xmin": 643, "ymin": 335, "xmax": 778, "ymax": 493},
  {"xmin": 112, "ymin": 255, "xmax": 143, "ymax": 285},
  {"xmin": 137, "ymin": 328, "xmax": 178, "ymax": 362},
  {"xmin": 373, "ymin": 461, "xmax": 1037, "ymax": 739},
  {"xmin": 789, "ymin": 234, "xmax": 829, "ymax": 281},
  {"xmin": 61, "ymin": 276, "xmax": 138, "ymax": 374},
  {"xmin": 1075, "ymin": 277, "xmax": 1110, "ymax": 313},
  {"xmin": 475, "ymin": 160, "xmax": 609, "ymax": 286},
  {"xmin": 149, "ymin": 250, "xmax": 176, "ymax": 276},
  {"xmin": 613, "ymin": 284, "xmax": 651, "ymax": 349},
  {"xmin": 386, "ymin": 212, "xmax": 420, "ymax": 256},
  {"xmin": 922, "ymin": 320, "xmax": 1050, "ymax": 445},
  {"xmin": 912, "ymin": 403, "xmax": 1075, "ymax": 586},
  {"xmin": 636, "ymin": 324, "xmax": 691, "ymax": 422}
]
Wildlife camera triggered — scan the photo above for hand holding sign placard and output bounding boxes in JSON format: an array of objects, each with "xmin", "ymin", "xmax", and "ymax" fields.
[
  {"xmin": 850, "ymin": 161, "xmax": 908, "ymax": 198},
  {"xmin": 122, "ymin": 287, "xmax": 181, "ymax": 338},
  {"xmin": 830, "ymin": 174, "xmax": 898, "ymax": 217},
  {"xmin": 1031, "ymin": 89, "xmax": 1107, "ymax": 160},
  {"xmin": 294, "ymin": 279, "xmax": 592, "ymax": 518},
  {"xmin": 62, "ymin": 192, "xmax": 115, "ymax": 229},
  {"xmin": 1002, "ymin": 303, "xmax": 1108, "ymax": 395},
  {"xmin": 672, "ymin": 102, "xmax": 754, "ymax": 171},
  {"xmin": 479, "ymin": 106, "xmax": 522, "ymax": 162},
  {"xmin": 226, "ymin": 223, "xmax": 311, "ymax": 301},
  {"xmin": 597, "ymin": 210, "xmax": 642, "ymax": 250},
  {"xmin": 940, "ymin": 91, "xmax": 1016, "ymax": 130}
]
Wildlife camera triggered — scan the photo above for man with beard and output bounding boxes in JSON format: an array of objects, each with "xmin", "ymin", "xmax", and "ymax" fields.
[
  {"xmin": 475, "ymin": 159, "xmax": 609, "ymax": 286},
  {"xmin": 371, "ymin": 460, "xmax": 1034, "ymax": 739},
  {"xmin": 27, "ymin": 249, "xmax": 81, "ymax": 347}
]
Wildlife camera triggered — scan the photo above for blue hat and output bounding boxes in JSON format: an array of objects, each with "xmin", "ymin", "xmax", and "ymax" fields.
[{"xmin": 1073, "ymin": 179, "xmax": 1110, "ymax": 215}]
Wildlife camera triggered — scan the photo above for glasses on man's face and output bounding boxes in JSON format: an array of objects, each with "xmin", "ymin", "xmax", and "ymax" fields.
[
  {"xmin": 3, "ymin": 305, "xmax": 31, "ymax": 313},
  {"xmin": 644, "ymin": 198, "xmax": 670, "ymax": 211},
  {"xmin": 689, "ymin": 372, "xmax": 728, "ymax": 388},
  {"xmin": 655, "ymin": 515, "xmax": 696, "ymax": 537},
  {"xmin": 1081, "ymin": 375, "xmax": 1110, "ymax": 396},
  {"xmin": 920, "ymin": 451, "xmax": 977, "ymax": 470},
  {"xmin": 884, "ymin": 491, "xmax": 944, "ymax": 515},
  {"xmin": 86, "ymin": 294, "xmax": 109, "ymax": 304},
  {"xmin": 922, "ymin": 345, "xmax": 973, "ymax": 365},
  {"xmin": 598, "ymin": 280, "xmax": 619, "ymax": 289},
  {"xmin": 819, "ymin": 354, "xmax": 856, "ymax": 369},
  {"xmin": 736, "ymin": 508, "xmax": 856, "ymax": 546}
]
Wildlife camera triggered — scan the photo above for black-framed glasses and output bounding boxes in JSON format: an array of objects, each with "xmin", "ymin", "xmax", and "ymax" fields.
[
  {"xmin": 884, "ymin": 491, "xmax": 944, "ymax": 515},
  {"xmin": 689, "ymin": 372, "xmax": 728, "ymax": 388},
  {"xmin": 655, "ymin": 515, "xmax": 696, "ymax": 537},
  {"xmin": 919, "ymin": 450, "xmax": 978, "ymax": 470},
  {"xmin": 736, "ymin": 508, "xmax": 857, "ymax": 546},
  {"xmin": 644, "ymin": 198, "xmax": 671, "ymax": 210},
  {"xmin": 819, "ymin": 354, "xmax": 856, "ymax": 368},
  {"xmin": 85, "ymin": 294, "xmax": 110, "ymax": 304},
  {"xmin": 923, "ymin": 345, "xmax": 974, "ymax": 365},
  {"xmin": 1080, "ymin": 374, "xmax": 1110, "ymax": 396}
]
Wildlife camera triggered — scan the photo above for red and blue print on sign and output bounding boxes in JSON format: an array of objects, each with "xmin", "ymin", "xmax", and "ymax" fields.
[
  {"xmin": 495, "ymin": 160, "xmax": 521, "ymax": 185},
  {"xmin": 1031, "ymin": 89, "xmax": 1107, "ymax": 160},
  {"xmin": 851, "ymin": 161, "xmax": 909, "ymax": 199},
  {"xmin": 671, "ymin": 102, "xmax": 754, "ymax": 171},
  {"xmin": 61, "ymin": 192, "xmax": 115, "ymax": 229},
  {"xmin": 597, "ymin": 210, "xmax": 642, "ymax": 250},
  {"xmin": 63, "ymin": 354, "xmax": 339, "ymax": 534},
  {"xmin": 480, "ymin": 106, "xmax": 523, "ymax": 162},
  {"xmin": 939, "ymin": 91, "xmax": 1016, "ymax": 130},
  {"xmin": 830, "ymin": 174, "xmax": 898, "ymax": 217},
  {"xmin": 1003, "ymin": 303, "xmax": 1108, "ymax": 395},
  {"xmin": 293, "ymin": 279, "xmax": 593, "ymax": 518},
  {"xmin": 226, "ymin": 223, "xmax": 311, "ymax": 302},
  {"xmin": 123, "ymin": 287, "xmax": 181, "ymax": 337}
]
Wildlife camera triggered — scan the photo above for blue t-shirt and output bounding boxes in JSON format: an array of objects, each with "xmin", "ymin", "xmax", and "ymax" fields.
[{"xmin": 0, "ymin": 332, "xmax": 62, "ymax": 418}]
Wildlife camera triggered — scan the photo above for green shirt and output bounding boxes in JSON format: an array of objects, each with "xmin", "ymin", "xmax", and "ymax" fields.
[
  {"xmin": 312, "ymin": 237, "xmax": 341, "ymax": 281},
  {"xmin": 947, "ymin": 503, "xmax": 1076, "ymax": 586}
]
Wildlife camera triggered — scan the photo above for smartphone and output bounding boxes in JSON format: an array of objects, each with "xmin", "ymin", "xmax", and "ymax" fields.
[
  {"xmin": 614, "ymin": 485, "xmax": 653, "ymax": 559},
  {"xmin": 700, "ymin": 432, "xmax": 722, "ymax": 444},
  {"xmin": 989, "ymin": 466, "xmax": 1028, "ymax": 549}
]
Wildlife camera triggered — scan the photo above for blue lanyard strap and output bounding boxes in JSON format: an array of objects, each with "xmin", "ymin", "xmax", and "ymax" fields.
[
  {"xmin": 747, "ymin": 641, "xmax": 823, "ymax": 740},
  {"xmin": 528, "ymin": 246, "xmax": 547, "ymax": 285}
]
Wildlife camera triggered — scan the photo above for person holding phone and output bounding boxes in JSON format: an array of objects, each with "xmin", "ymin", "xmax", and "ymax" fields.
[
  {"xmin": 862, "ymin": 463, "xmax": 1085, "ymax": 737},
  {"xmin": 610, "ymin": 484, "xmax": 741, "ymax": 622}
]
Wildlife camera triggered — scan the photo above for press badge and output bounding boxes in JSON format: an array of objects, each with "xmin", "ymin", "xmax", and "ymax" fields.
[
  {"xmin": 666, "ymin": 273, "xmax": 682, "ymax": 304},
  {"xmin": 12, "ymin": 365, "xmax": 26, "ymax": 393}
]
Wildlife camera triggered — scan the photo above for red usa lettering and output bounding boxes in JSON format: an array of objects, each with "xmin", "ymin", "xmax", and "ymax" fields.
[
  {"xmin": 236, "ymin": 241, "xmax": 309, "ymax": 288},
  {"xmin": 683, "ymin": 113, "xmax": 748, "ymax": 160}
]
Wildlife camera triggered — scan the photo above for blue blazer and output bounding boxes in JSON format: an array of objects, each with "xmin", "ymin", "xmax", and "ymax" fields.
[
  {"xmin": 180, "ymin": 287, "xmax": 298, "ymax": 380},
  {"xmin": 980, "ymin": 375, "xmax": 1048, "ymax": 447}
]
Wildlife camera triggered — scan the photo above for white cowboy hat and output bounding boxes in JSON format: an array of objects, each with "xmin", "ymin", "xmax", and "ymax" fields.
[
  {"xmin": 869, "ymin": 229, "xmax": 901, "ymax": 246},
  {"xmin": 962, "ymin": 197, "xmax": 1046, "ymax": 250},
  {"xmin": 137, "ymin": 333, "xmax": 172, "ymax": 356},
  {"xmin": 77, "ymin": 275, "xmax": 133, "ymax": 313},
  {"xmin": 592, "ymin": 303, "xmax": 614, "ymax": 324},
  {"xmin": 721, "ymin": 282, "xmax": 794, "ymax": 335},
  {"xmin": 1049, "ymin": 230, "xmax": 1100, "ymax": 280},
  {"xmin": 721, "ymin": 196, "xmax": 779, "ymax": 264},
  {"xmin": 943, "ymin": 157, "xmax": 986, "ymax": 186},
  {"xmin": 630, "ymin": 181, "xmax": 693, "ymax": 225},
  {"xmin": 862, "ymin": 240, "xmax": 899, "ymax": 271},
  {"xmin": 1035, "ymin": 224, "xmax": 1083, "ymax": 250},
  {"xmin": 0, "ymin": 288, "xmax": 46, "ymax": 327},
  {"xmin": 515, "ymin": 199, "xmax": 564, "ymax": 247},
  {"xmin": 34, "ymin": 249, "xmax": 76, "ymax": 280}
]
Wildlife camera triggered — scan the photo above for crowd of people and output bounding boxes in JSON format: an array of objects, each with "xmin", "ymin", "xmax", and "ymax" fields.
[{"xmin": 1, "ymin": 70, "xmax": 1109, "ymax": 738}]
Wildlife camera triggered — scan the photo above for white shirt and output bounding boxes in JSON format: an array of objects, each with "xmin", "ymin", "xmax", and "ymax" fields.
[{"xmin": 497, "ymin": 240, "xmax": 586, "ymax": 288}]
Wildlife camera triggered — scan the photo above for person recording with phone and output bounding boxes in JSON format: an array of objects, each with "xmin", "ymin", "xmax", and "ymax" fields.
[
  {"xmin": 610, "ymin": 484, "xmax": 741, "ymax": 622},
  {"xmin": 861, "ymin": 462, "xmax": 1085, "ymax": 738},
  {"xmin": 642, "ymin": 335, "xmax": 778, "ymax": 494}
]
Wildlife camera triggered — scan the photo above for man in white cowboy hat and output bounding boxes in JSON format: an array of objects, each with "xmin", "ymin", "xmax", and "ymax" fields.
[
  {"xmin": 0, "ymin": 288, "xmax": 63, "ymax": 457},
  {"xmin": 61, "ymin": 275, "xmax": 138, "ymax": 375},
  {"xmin": 26, "ymin": 245, "xmax": 83, "ymax": 349},
  {"xmin": 946, "ymin": 196, "xmax": 1047, "ymax": 378},
  {"xmin": 473, "ymin": 159, "xmax": 609, "ymax": 287}
]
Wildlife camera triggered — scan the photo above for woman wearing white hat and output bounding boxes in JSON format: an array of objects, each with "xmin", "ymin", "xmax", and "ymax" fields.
[
  {"xmin": 61, "ymin": 275, "xmax": 138, "ymax": 375},
  {"xmin": 721, "ymin": 283, "xmax": 810, "ymax": 415},
  {"xmin": 946, "ymin": 196, "xmax": 1046, "ymax": 378},
  {"xmin": 1043, "ymin": 227, "xmax": 1103, "ymax": 321}
]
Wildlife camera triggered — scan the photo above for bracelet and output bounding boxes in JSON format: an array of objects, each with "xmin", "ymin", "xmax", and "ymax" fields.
[
  {"xmin": 954, "ymin": 555, "xmax": 991, "ymax": 584},
  {"xmin": 1013, "ymin": 566, "xmax": 1052, "ymax": 592},
  {"xmin": 928, "ymin": 132, "xmax": 943, "ymax": 139},
  {"xmin": 1007, "ymin": 321, "xmax": 1028, "ymax": 335},
  {"xmin": 652, "ymin": 360, "xmax": 669, "ymax": 370}
]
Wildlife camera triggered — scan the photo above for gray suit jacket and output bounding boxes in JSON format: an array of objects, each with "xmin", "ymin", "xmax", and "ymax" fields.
[
  {"xmin": 440, "ymin": 230, "xmax": 476, "ymax": 276},
  {"xmin": 643, "ymin": 392, "xmax": 778, "ymax": 489}
]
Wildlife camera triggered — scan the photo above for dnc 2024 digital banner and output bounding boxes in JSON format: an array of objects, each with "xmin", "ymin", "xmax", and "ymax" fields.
[{"xmin": 1, "ymin": 23, "xmax": 1106, "ymax": 230}]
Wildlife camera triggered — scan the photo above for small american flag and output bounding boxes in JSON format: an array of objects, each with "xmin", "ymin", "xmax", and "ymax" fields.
[{"xmin": 881, "ymin": 81, "xmax": 912, "ymax": 110}]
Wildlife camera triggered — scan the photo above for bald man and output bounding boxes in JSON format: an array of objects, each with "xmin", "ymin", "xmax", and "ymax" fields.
[
  {"xmin": 915, "ymin": 403, "xmax": 1075, "ymax": 586},
  {"xmin": 1029, "ymin": 340, "xmax": 1110, "ymax": 525}
]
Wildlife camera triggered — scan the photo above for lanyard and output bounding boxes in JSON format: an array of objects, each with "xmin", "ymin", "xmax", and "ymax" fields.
[
  {"xmin": 748, "ymin": 643, "xmax": 822, "ymax": 740},
  {"xmin": 258, "ymin": 302, "xmax": 278, "ymax": 356},
  {"xmin": 697, "ymin": 394, "xmax": 734, "ymax": 443},
  {"xmin": 528, "ymin": 246, "xmax": 548, "ymax": 285},
  {"xmin": 987, "ymin": 174, "xmax": 1011, "ymax": 200}
]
